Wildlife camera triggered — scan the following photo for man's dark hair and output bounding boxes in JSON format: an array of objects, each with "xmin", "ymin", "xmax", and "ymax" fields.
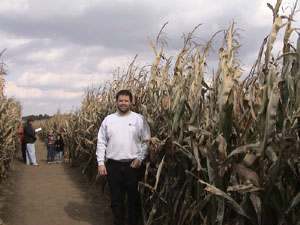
[
  {"xmin": 116, "ymin": 90, "xmax": 132, "ymax": 102},
  {"xmin": 27, "ymin": 117, "xmax": 34, "ymax": 123}
]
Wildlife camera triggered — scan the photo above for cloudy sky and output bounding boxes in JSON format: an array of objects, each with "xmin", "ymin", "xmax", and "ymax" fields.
[{"xmin": 1, "ymin": 0, "xmax": 299, "ymax": 116}]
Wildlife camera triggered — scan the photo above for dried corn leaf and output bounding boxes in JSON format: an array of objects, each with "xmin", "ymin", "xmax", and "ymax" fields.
[
  {"xmin": 194, "ymin": 176, "xmax": 251, "ymax": 220},
  {"xmin": 250, "ymin": 193, "xmax": 262, "ymax": 225},
  {"xmin": 233, "ymin": 163, "xmax": 260, "ymax": 187}
]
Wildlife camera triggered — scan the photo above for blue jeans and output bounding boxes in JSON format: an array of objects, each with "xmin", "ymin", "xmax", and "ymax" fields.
[
  {"xmin": 47, "ymin": 145, "xmax": 55, "ymax": 162},
  {"xmin": 56, "ymin": 151, "xmax": 62, "ymax": 162}
]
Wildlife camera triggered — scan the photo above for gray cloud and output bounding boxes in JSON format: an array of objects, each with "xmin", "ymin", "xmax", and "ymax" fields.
[
  {"xmin": 1, "ymin": 0, "xmax": 298, "ymax": 116},
  {"xmin": 0, "ymin": 1, "xmax": 160, "ymax": 50}
]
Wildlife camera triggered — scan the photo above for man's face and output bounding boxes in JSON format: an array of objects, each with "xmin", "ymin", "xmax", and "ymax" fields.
[{"xmin": 117, "ymin": 95, "xmax": 131, "ymax": 114}]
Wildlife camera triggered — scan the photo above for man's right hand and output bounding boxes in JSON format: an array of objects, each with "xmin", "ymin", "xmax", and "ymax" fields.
[{"xmin": 98, "ymin": 165, "xmax": 107, "ymax": 176}]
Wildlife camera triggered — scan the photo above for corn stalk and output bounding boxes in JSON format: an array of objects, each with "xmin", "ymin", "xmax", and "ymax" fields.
[
  {"xmin": 38, "ymin": 1, "xmax": 300, "ymax": 224},
  {"xmin": 0, "ymin": 50, "xmax": 22, "ymax": 180}
]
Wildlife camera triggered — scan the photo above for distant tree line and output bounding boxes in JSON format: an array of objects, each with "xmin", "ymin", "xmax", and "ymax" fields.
[{"xmin": 22, "ymin": 114, "xmax": 52, "ymax": 121}]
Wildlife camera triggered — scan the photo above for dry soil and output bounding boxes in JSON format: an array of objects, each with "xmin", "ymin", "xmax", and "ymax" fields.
[{"xmin": 0, "ymin": 139, "xmax": 113, "ymax": 225}]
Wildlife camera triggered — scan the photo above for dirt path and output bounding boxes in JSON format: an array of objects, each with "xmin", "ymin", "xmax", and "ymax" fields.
[{"xmin": 0, "ymin": 140, "xmax": 112, "ymax": 225}]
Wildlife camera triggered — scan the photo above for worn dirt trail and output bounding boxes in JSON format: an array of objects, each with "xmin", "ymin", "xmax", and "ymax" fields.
[{"xmin": 0, "ymin": 139, "xmax": 112, "ymax": 225}]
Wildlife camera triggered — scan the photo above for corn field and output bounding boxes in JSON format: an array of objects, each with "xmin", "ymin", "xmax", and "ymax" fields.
[
  {"xmin": 37, "ymin": 1, "xmax": 300, "ymax": 224},
  {"xmin": 0, "ymin": 50, "xmax": 22, "ymax": 180}
]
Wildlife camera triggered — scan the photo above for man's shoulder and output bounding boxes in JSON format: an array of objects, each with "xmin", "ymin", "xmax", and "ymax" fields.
[
  {"xmin": 130, "ymin": 112, "xmax": 148, "ymax": 125},
  {"xmin": 131, "ymin": 111, "xmax": 144, "ymax": 119},
  {"xmin": 103, "ymin": 112, "xmax": 144, "ymax": 121},
  {"xmin": 23, "ymin": 123, "xmax": 30, "ymax": 129},
  {"xmin": 105, "ymin": 112, "xmax": 118, "ymax": 119},
  {"xmin": 102, "ymin": 112, "xmax": 118, "ymax": 123}
]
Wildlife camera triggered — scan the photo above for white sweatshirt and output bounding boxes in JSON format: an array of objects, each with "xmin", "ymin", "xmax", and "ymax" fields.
[{"xmin": 96, "ymin": 111, "xmax": 151, "ymax": 166}]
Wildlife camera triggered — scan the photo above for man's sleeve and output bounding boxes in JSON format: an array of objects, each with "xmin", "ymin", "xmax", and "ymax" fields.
[
  {"xmin": 96, "ymin": 119, "xmax": 108, "ymax": 166},
  {"xmin": 137, "ymin": 117, "xmax": 151, "ymax": 162}
]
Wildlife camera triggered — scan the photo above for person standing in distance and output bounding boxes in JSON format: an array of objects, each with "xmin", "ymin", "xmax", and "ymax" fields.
[
  {"xmin": 23, "ymin": 117, "xmax": 39, "ymax": 166},
  {"xmin": 96, "ymin": 89, "xmax": 151, "ymax": 225},
  {"xmin": 17, "ymin": 123, "xmax": 26, "ymax": 163}
]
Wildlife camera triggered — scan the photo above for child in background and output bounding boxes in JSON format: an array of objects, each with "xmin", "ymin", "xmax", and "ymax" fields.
[
  {"xmin": 46, "ymin": 130, "xmax": 55, "ymax": 164},
  {"xmin": 54, "ymin": 134, "xmax": 64, "ymax": 163}
]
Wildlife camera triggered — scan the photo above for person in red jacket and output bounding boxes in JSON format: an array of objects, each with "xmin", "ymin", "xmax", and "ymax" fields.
[{"xmin": 18, "ymin": 124, "xmax": 26, "ymax": 163}]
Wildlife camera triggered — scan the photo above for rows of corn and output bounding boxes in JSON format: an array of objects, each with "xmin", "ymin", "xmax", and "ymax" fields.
[
  {"xmin": 0, "ymin": 50, "xmax": 22, "ymax": 180},
  {"xmin": 38, "ymin": 1, "xmax": 300, "ymax": 224}
]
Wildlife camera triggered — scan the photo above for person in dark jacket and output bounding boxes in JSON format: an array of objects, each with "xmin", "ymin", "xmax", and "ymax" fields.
[
  {"xmin": 54, "ymin": 134, "xmax": 64, "ymax": 163},
  {"xmin": 23, "ymin": 117, "xmax": 39, "ymax": 166},
  {"xmin": 46, "ymin": 130, "xmax": 55, "ymax": 164}
]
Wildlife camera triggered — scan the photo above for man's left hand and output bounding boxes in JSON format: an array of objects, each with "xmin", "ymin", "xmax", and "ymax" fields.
[{"xmin": 130, "ymin": 158, "xmax": 141, "ymax": 168}]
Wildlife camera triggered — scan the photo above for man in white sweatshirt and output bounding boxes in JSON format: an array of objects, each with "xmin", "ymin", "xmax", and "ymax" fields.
[{"xmin": 96, "ymin": 89, "xmax": 151, "ymax": 225}]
